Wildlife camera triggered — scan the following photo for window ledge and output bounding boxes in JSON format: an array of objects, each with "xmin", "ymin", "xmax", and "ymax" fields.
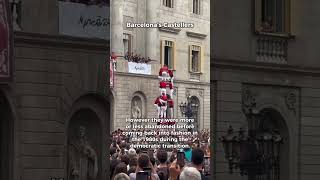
[
  {"xmin": 186, "ymin": 31, "xmax": 207, "ymax": 39},
  {"xmin": 189, "ymin": 71, "xmax": 202, "ymax": 74},
  {"xmin": 190, "ymin": 13, "xmax": 202, "ymax": 18},
  {"xmin": 255, "ymin": 31, "xmax": 295, "ymax": 39}
]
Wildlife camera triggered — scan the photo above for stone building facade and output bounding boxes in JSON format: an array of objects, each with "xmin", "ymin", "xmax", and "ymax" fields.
[
  {"xmin": 110, "ymin": 0, "xmax": 210, "ymax": 130},
  {"xmin": 212, "ymin": 0, "xmax": 320, "ymax": 180},
  {"xmin": 1, "ymin": 1, "xmax": 110, "ymax": 180}
]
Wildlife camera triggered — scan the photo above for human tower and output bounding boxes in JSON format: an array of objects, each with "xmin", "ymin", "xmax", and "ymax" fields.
[{"xmin": 154, "ymin": 65, "xmax": 175, "ymax": 119}]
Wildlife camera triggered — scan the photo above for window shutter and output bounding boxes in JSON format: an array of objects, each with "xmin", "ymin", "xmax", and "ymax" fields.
[
  {"xmin": 285, "ymin": 0, "xmax": 290, "ymax": 33},
  {"xmin": 173, "ymin": 41, "xmax": 176, "ymax": 70},
  {"xmin": 160, "ymin": 40, "xmax": 164, "ymax": 65},
  {"xmin": 255, "ymin": 0, "xmax": 262, "ymax": 32},
  {"xmin": 128, "ymin": 35, "xmax": 132, "ymax": 54},
  {"xmin": 189, "ymin": 45, "xmax": 192, "ymax": 72},
  {"xmin": 200, "ymin": 45, "xmax": 204, "ymax": 73}
]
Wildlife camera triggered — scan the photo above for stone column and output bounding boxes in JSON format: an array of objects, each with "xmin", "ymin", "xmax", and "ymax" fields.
[
  {"xmin": 111, "ymin": 0, "xmax": 124, "ymax": 56},
  {"xmin": 146, "ymin": 0, "xmax": 159, "ymax": 61}
]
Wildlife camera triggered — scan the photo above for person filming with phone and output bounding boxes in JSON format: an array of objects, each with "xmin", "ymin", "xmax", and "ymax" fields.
[{"xmin": 129, "ymin": 153, "xmax": 160, "ymax": 180}]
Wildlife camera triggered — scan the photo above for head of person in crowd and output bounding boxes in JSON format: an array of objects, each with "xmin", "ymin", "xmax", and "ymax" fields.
[
  {"xmin": 135, "ymin": 148, "xmax": 141, "ymax": 155},
  {"xmin": 129, "ymin": 157, "xmax": 138, "ymax": 168},
  {"xmin": 110, "ymin": 146, "xmax": 117, "ymax": 156},
  {"xmin": 120, "ymin": 154, "xmax": 130, "ymax": 166},
  {"xmin": 110, "ymin": 159, "xmax": 121, "ymax": 179},
  {"xmin": 112, "ymin": 162, "xmax": 128, "ymax": 179},
  {"xmin": 180, "ymin": 167, "xmax": 202, "ymax": 180},
  {"xmin": 156, "ymin": 149, "xmax": 168, "ymax": 166},
  {"xmin": 137, "ymin": 153, "xmax": 150, "ymax": 170},
  {"xmin": 113, "ymin": 172, "xmax": 130, "ymax": 180},
  {"xmin": 128, "ymin": 148, "xmax": 137, "ymax": 159},
  {"xmin": 191, "ymin": 147, "xmax": 205, "ymax": 171}
]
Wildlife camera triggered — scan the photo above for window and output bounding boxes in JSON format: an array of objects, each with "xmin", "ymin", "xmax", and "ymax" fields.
[
  {"xmin": 193, "ymin": 0, "xmax": 201, "ymax": 14},
  {"xmin": 123, "ymin": 34, "xmax": 132, "ymax": 56},
  {"xmin": 163, "ymin": 0, "xmax": 174, "ymax": 8},
  {"xmin": 161, "ymin": 40, "xmax": 176, "ymax": 70},
  {"xmin": 189, "ymin": 45, "xmax": 201, "ymax": 73},
  {"xmin": 255, "ymin": 0, "xmax": 290, "ymax": 33}
]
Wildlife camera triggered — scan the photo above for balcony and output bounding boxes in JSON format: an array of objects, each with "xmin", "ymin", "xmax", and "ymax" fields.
[{"xmin": 256, "ymin": 32, "xmax": 292, "ymax": 64}]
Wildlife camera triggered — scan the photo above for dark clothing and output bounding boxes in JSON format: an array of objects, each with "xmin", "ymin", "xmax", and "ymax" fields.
[
  {"xmin": 157, "ymin": 166, "xmax": 169, "ymax": 180},
  {"xmin": 201, "ymin": 173, "xmax": 209, "ymax": 180}
]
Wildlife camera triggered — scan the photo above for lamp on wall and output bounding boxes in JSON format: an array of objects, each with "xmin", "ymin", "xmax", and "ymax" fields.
[{"xmin": 221, "ymin": 110, "xmax": 283, "ymax": 180}]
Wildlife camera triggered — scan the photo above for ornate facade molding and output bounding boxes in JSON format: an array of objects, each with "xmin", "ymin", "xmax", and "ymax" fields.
[
  {"xmin": 285, "ymin": 91, "xmax": 297, "ymax": 114},
  {"xmin": 159, "ymin": 27, "xmax": 181, "ymax": 34},
  {"xmin": 186, "ymin": 31, "xmax": 207, "ymax": 39},
  {"xmin": 242, "ymin": 88, "xmax": 257, "ymax": 115}
]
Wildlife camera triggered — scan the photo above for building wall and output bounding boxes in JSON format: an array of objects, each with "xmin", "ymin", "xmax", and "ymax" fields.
[
  {"xmin": 11, "ymin": 32, "xmax": 109, "ymax": 180},
  {"xmin": 212, "ymin": 0, "xmax": 320, "ymax": 179}
]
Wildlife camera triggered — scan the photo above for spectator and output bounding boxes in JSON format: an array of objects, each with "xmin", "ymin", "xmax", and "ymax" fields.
[
  {"xmin": 120, "ymin": 154, "xmax": 130, "ymax": 170},
  {"xmin": 156, "ymin": 149, "xmax": 169, "ymax": 180},
  {"xmin": 129, "ymin": 157, "xmax": 138, "ymax": 168},
  {"xmin": 114, "ymin": 173, "xmax": 130, "ymax": 180},
  {"xmin": 112, "ymin": 163, "xmax": 128, "ymax": 180},
  {"xmin": 128, "ymin": 148, "xmax": 137, "ymax": 159},
  {"xmin": 110, "ymin": 146, "xmax": 117, "ymax": 156},
  {"xmin": 110, "ymin": 159, "xmax": 121, "ymax": 179},
  {"xmin": 260, "ymin": 16, "xmax": 274, "ymax": 33},
  {"xmin": 129, "ymin": 153, "xmax": 160, "ymax": 180},
  {"xmin": 191, "ymin": 148, "xmax": 208, "ymax": 180},
  {"xmin": 168, "ymin": 160, "xmax": 181, "ymax": 180},
  {"xmin": 127, "ymin": 166, "xmax": 136, "ymax": 175},
  {"xmin": 180, "ymin": 167, "xmax": 201, "ymax": 180}
]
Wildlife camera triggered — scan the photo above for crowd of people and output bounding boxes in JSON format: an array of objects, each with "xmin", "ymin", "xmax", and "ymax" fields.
[
  {"xmin": 110, "ymin": 129, "xmax": 211, "ymax": 180},
  {"xmin": 124, "ymin": 52, "xmax": 154, "ymax": 64}
]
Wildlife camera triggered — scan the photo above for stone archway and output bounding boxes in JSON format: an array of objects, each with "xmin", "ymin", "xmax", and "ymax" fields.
[
  {"xmin": 65, "ymin": 94, "xmax": 109, "ymax": 180},
  {"xmin": 0, "ymin": 90, "xmax": 14, "ymax": 180}
]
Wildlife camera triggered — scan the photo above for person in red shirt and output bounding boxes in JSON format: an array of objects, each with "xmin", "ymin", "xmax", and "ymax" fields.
[
  {"xmin": 159, "ymin": 80, "xmax": 167, "ymax": 95},
  {"xmin": 166, "ymin": 81, "xmax": 174, "ymax": 98},
  {"xmin": 154, "ymin": 96, "xmax": 161, "ymax": 118},
  {"xmin": 159, "ymin": 93, "xmax": 168, "ymax": 118},
  {"xmin": 168, "ymin": 69, "xmax": 174, "ymax": 82},
  {"xmin": 167, "ymin": 96, "xmax": 174, "ymax": 122},
  {"xmin": 159, "ymin": 65, "xmax": 169, "ymax": 81}
]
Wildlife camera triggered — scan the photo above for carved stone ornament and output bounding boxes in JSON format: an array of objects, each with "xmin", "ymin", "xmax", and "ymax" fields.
[
  {"xmin": 131, "ymin": 96, "xmax": 142, "ymax": 119},
  {"xmin": 186, "ymin": 89, "xmax": 191, "ymax": 98},
  {"xmin": 242, "ymin": 88, "xmax": 256, "ymax": 115},
  {"xmin": 285, "ymin": 91, "xmax": 296, "ymax": 113},
  {"xmin": 198, "ymin": 90, "xmax": 203, "ymax": 97}
]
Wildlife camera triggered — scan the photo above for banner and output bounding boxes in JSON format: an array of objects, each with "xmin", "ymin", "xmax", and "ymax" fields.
[
  {"xmin": 59, "ymin": 2, "xmax": 110, "ymax": 40},
  {"xmin": 128, "ymin": 62, "xmax": 151, "ymax": 75},
  {"xmin": 0, "ymin": 0, "xmax": 13, "ymax": 82},
  {"xmin": 110, "ymin": 60, "xmax": 114, "ymax": 88}
]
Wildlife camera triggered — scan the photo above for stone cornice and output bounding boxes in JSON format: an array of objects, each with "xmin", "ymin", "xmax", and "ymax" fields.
[
  {"xmin": 186, "ymin": 31, "xmax": 207, "ymax": 39},
  {"xmin": 13, "ymin": 31, "xmax": 109, "ymax": 51},
  {"xmin": 212, "ymin": 58, "xmax": 320, "ymax": 76},
  {"xmin": 115, "ymin": 72, "xmax": 210, "ymax": 86},
  {"xmin": 158, "ymin": 27, "xmax": 181, "ymax": 34}
]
